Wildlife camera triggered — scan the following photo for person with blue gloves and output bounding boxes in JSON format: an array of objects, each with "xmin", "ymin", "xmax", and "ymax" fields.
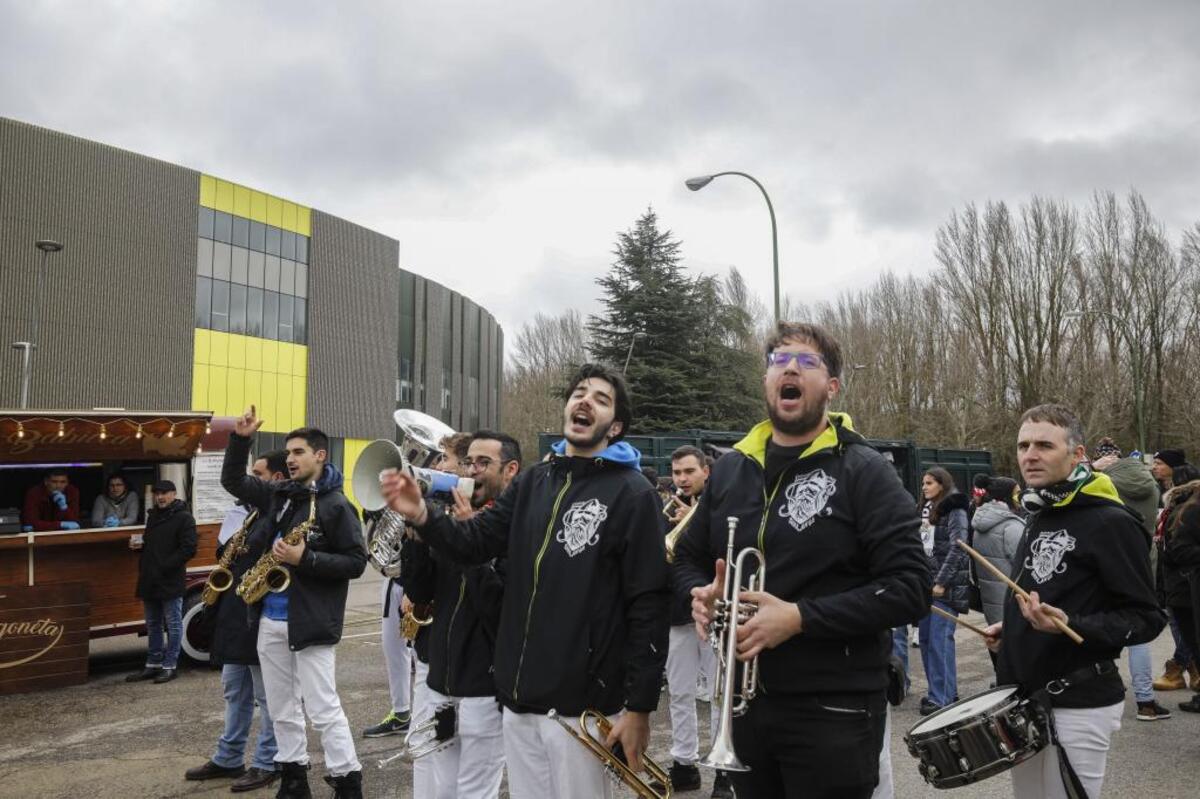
[
  {"xmin": 90, "ymin": 473, "xmax": 141, "ymax": 527},
  {"xmin": 21, "ymin": 468, "xmax": 82, "ymax": 531}
]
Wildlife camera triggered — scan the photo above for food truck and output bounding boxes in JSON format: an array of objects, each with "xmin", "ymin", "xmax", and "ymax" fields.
[{"xmin": 0, "ymin": 409, "xmax": 241, "ymax": 694}]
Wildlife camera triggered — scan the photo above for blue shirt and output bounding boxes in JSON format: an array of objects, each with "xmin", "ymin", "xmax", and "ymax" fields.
[{"xmin": 261, "ymin": 530, "xmax": 290, "ymax": 621}]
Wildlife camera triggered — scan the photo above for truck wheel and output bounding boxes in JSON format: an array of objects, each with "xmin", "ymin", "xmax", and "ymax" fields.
[{"xmin": 181, "ymin": 590, "xmax": 212, "ymax": 665}]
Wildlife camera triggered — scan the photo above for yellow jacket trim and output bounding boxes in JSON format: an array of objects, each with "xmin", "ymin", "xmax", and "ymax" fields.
[{"xmin": 733, "ymin": 412, "xmax": 855, "ymax": 466}]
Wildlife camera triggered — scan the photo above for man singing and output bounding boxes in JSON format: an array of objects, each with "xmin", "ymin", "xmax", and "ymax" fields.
[
  {"xmin": 984, "ymin": 404, "xmax": 1164, "ymax": 798},
  {"xmin": 674, "ymin": 322, "xmax": 930, "ymax": 799},
  {"xmin": 381, "ymin": 363, "xmax": 669, "ymax": 799}
]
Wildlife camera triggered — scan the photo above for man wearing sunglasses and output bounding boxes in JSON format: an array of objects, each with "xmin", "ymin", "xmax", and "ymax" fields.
[
  {"xmin": 673, "ymin": 322, "xmax": 930, "ymax": 799},
  {"xmin": 402, "ymin": 431, "xmax": 520, "ymax": 798}
]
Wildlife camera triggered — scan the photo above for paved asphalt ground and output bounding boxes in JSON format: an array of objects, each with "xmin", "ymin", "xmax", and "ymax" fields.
[{"xmin": 3, "ymin": 570, "xmax": 1197, "ymax": 798}]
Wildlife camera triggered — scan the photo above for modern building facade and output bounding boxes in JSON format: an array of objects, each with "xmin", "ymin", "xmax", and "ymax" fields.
[{"xmin": 0, "ymin": 117, "xmax": 502, "ymax": 499}]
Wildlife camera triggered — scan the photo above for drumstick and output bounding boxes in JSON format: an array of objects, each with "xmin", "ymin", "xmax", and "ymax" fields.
[
  {"xmin": 956, "ymin": 540, "xmax": 1084, "ymax": 644},
  {"xmin": 928, "ymin": 604, "xmax": 990, "ymax": 638}
]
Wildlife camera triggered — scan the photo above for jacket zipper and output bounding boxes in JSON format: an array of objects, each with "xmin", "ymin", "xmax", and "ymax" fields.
[
  {"xmin": 512, "ymin": 472, "xmax": 573, "ymax": 702},
  {"xmin": 756, "ymin": 470, "xmax": 788, "ymax": 555},
  {"xmin": 444, "ymin": 575, "xmax": 467, "ymax": 689}
]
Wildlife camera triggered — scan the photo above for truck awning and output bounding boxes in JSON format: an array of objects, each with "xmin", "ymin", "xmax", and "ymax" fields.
[{"xmin": 0, "ymin": 409, "xmax": 215, "ymax": 463}]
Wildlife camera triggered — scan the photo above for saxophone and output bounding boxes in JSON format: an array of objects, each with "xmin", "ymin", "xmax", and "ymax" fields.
[
  {"xmin": 237, "ymin": 492, "xmax": 318, "ymax": 605},
  {"xmin": 201, "ymin": 509, "xmax": 259, "ymax": 606}
]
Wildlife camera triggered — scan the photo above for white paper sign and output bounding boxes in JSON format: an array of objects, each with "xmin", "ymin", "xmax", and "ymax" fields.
[{"xmin": 192, "ymin": 452, "xmax": 239, "ymax": 523}]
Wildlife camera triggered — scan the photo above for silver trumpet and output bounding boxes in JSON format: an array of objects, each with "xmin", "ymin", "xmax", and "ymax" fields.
[
  {"xmin": 700, "ymin": 515, "xmax": 766, "ymax": 773},
  {"xmin": 377, "ymin": 703, "xmax": 457, "ymax": 768}
]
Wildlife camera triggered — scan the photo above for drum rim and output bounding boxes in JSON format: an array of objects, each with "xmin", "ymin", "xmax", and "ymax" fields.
[{"xmin": 907, "ymin": 684, "xmax": 1022, "ymax": 735}]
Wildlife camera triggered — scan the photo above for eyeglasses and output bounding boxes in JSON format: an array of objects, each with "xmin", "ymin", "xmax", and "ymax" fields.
[
  {"xmin": 463, "ymin": 457, "xmax": 512, "ymax": 473},
  {"xmin": 766, "ymin": 351, "xmax": 825, "ymax": 370}
]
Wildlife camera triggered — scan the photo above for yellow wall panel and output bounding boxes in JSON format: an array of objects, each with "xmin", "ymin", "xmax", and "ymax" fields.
[
  {"xmin": 191, "ymin": 364, "xmax": 208, "ymax": 411},
  {"xmin": 215, "ymin": 179, "xmax": 235, "ymax": 214},
  {"xmin": 208, "ymin": 366, "xmax": 228, "ymax": 415},
  {"xmin": 210, "ymin": 330, "xmax": 230, "ymax": 367},
  {"xmin": 233, "ymin": 184, "xmax": 252, "ymax": 218},
  {"xmin": 281, "ymin": 201, "xmax": 297, "ymax": 233},
  {"xmin": 291, "ymin": 376, "xmax": 306, "ymax": 429},
  {"xmin": 297, "ymin": 206, "xmax": 312, "ymax": 237},
  {"xmin": 259, "ymin": 373, "xmax": 278, "ymax": 432},
  {"xmin": 266, "ymin": 196, "xmax": 283, "ymax": 228},
  {"xmin": 250, "ymin": 190, "xmax": 268, "ymax": 224},
  {"xmin": 227, "ymin": 370, "xmax": 245, "ymax": 417},
  {"xmin": 228, "ymin": 334, "xmax": 247, "ymax": 369},
  {"xmin": 244, "ymin": 371, "xmax": 262, "ymax": 415},
  {"xmin": 200, "ymin": 175, "xmax": 216, "ymax": 208},
  {"xmin": 245, "ymin": 337, "xmax": 263, "ymax": 371},
  {"xmin": 277, "ymin": 374, "xmax": 294, "ymax": 428},
  {"xmin": 193, "ymin": 328, "xmax": 211, "ymax": 365},
  {"xmin": 293, "ymin": 345, "xmax": 308, "ymax": 377}
]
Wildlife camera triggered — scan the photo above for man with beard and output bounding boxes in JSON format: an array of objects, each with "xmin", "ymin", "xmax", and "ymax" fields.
[
  {"xmin": 403, "ymin": 430, "xmax": 520, "ymax": 798},
  {"xmin": 673, "ymin": 322, "xmax": 930, "ymax": 799},
  {"xmin": 983, "ymin": 405, "xmax": 1163, "ymax": 798},
  {"xmin": 380, "ymin": 363, "xmax": 669, "ymax": 799}
]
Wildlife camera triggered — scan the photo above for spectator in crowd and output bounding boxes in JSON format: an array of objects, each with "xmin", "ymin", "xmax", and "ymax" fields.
[
  {"xmin": 969, "ymin": 477, "xmax": 1023, "ymax": 627},
  {"xmin": 1093, "ymin": 437, "xmax": 1170, "ymax": 721},
  {"xmin": 91, "ymin": 473, "xmax": 140, "ymax": 528},
  {"xmin": 125, "ymin": 480, "xmax": 198, "ymax": 685},
  {"xmin": 1154, "ymin": 461, "xmax": 1200, "ymax": 693},
  {"xmin": 21, "ymin": 468, "xmax": 81, "ymax": 531},
  {"xmin": 915, "ymin": 467, "xmax": 971, "ymax": 716},
  {"xmin": 1152, "ymin": 449, "xmax": 1187, "ymax": 493},
  {"xmin": 969, "ymin": 473, "xmax": 991, "ymax": 522},
  {"xmin": 1163, "ymin": 472, "xmax": 1200, "ymax": 714}
]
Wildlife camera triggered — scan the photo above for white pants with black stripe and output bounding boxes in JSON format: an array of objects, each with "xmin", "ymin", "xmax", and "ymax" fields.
[
  {"xmin": 502, "ymin": 708, "xmax": 614, "ymax": 799},
  {"xmin": 427, "ymin": 688, "xmax": 504, "ymax": 799},
  {"xmin": 256, "ymin": 617, "xmax": 360, "ymax": 776},
  {"xmin": 1010, "ymin": 701, "xmax": 1123, "ymax": 799}
]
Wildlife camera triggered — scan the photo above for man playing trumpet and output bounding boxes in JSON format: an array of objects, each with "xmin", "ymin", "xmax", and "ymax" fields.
[
  {"xmin": 673, "ymin": 322, "xmax": 930, "ymax": 799},
  {"xmin": 381, "ymin": 363, "xmax": 669, "ymax": 799}
]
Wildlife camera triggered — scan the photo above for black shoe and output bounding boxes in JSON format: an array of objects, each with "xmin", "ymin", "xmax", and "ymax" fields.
[
  {"xmin": 185, "ymin": 760, "xmax": 246, "ymax": 781},
  {"xmin": 232, "ymin": 766, "xmax": 280, "ymax": 792},
  {"xmin": 275, "ymin": 763, "xmax": 311, "ymax": 799},
  {"xmin": 125, "ymin": 667, "xmax": 160, "ymax": 682},
  {"xmin": 153, "ymin": 668, "xmax": 178, "ymax": 684},
  {"xmin": 711, "ymin": 770, "xmax": 735, "ymax": 799},
  {"xmin": 1178, "ymin": 696, "xmax": 1200, "ymax": 713},
  {"xmin": 1137, "ymin": 701, "xmax": 1172, "ymax": 721},
  {"xmin": 361, "ymin": 710, "xmax": 410, "ymax": 738},
  {"xmin": 649, "ymin": 760, "xmax": 702, "ymax": 793},
  {"xmin": 919, "ymin": 698, "xmax": 942, "ymax": 717},
  {"xmin": 322, "ymin": 770, "xmax": 362, "ymax": 799}
]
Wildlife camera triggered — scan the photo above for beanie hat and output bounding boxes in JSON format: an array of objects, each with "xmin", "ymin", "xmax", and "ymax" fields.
[
  {"xmin": 1094, "ymin": 437, "xmax": 1122, "ymax": 459},
  {"xmin": 1155, "ymin": 449, "xmax": 1187, "ymax": 469}
]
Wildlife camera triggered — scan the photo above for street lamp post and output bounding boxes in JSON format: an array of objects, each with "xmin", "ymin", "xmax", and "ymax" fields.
[
  {"xmin": 622, "ymin": 331, "xmax": 645, "ymax": 375},
  {"xmin": 16, "ymin": 239, "xmax": 65, "ymax": 408},
  {"xmin": 1066, "ymin": 309, "xmax": 1146, "ymax": 454},
  {"xmin": 685, "ymin": 171, "xmax": 780, "ymax": 325}
]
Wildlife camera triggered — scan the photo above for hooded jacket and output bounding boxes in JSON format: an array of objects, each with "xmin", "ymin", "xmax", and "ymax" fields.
[
  {"xmin": 672, "ymin": 414, "xmax": 931, "ymax": 697},
  {"xmin": 221, "ymin": 433, "xmax": 368, "ymax": 651},
  {"xmin": 996, "ymin": 472, "xmax": 1165, "ymax": 708},
  {"xmin": 970, "ymin": 500, "xmax": 1025, "ymax": 624},
  {"xmin": 404, "ymin": 538, "xmax": 505, "ymax": 698},
  {"xmin": 1101, "ymin": 458, "xmax": 1159, "ymax": 538},
  {"xmin": 90, "ymin": 490, "xmax": 140, "ymax": 528},
  {"xmin": 413, "ymin": 440, "xmax": 669, "ymax": 717},
  {"xmin": 135, "ymin": 499, "xmax": 198, "ymax": 600},
  {"xmin": 929, "ymin": 492, "xmax": 972, "ymax": 612},
  {"xmin": 209, "ymin": 506, "xmax": 273, "ymax": 666}
]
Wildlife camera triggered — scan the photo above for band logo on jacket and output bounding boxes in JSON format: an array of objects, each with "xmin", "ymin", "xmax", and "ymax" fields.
[
  {"xmin": 557, "ymin": 498, "xmax": 609, "ymax": 557},
  {"xmin": 780, "ymin": 469, "xmax": 837, "ymax": 532},
  {"xmin": 1025, "ymin": 529, "xmax": 1076, "ymax": 584}
]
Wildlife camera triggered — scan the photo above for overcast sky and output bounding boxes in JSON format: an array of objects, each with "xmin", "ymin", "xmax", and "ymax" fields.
[{"xmin": 3, "ymin": 1, "xmax": 1199, "ymax": 341}]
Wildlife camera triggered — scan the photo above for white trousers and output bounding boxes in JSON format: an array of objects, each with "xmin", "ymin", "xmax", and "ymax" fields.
[
  {"xmin": 1010, "ymin": 701, "xmax": 1123, "ymax": 799},
  {"xmin": 666, "ymin": 624, "xmax": 703, "ymax": 764},
  {"xmin": 256, "ymin": 617, "xmax": 361, "ymax": 776},
  {"xmin": 871, "ymin": 706, "xmax": 893, "ymax": 799},
  {"xmin": 412, "ymin": 658, "xmax": 436, "ymax": 798},
  {"xmin": 427, "ymin": 688, "xmax": 504, "ymax": 799},
  {"xmin": 502, "ymin": 708, "xmax": 614, "ymax": 799},
  {"xmin": 381, "ymin": 580, "xmax": 413, "ymax": 714}
]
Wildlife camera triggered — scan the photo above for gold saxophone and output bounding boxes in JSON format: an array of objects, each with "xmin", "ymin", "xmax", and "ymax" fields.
[
  {"xmin": 201, "ymin": 509, "xmax": 259, "ymax": 606},
  {"xmin": 237, "ymin": 492, "xmax": 318, "ymax": 605}
]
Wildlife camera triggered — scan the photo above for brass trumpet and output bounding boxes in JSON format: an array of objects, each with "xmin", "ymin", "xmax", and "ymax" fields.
[
  {"xmin": 401, "ymin": 603, "xmax": 434, "ymax": 640},
  {"xmin": 700, "ymin": 516, "xmax": 765, "ymax": 773},
  {"xmin": 201, "ymin": 510, "xmax": 258, "ymax": 606},
  {"xmin": 548, "ymin": 708, "xmax": 672, "ymax": 799},
  {"xmin": 664, "ymin": 502, "xmax": 697, "ymax": 563},
  {"xmin": 377, "ymin": 703, "xmax": 457, "ymax": 768}
]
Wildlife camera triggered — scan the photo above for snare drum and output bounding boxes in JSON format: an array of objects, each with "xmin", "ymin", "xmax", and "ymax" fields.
[{"xmin": 905, "ymin": 686, "xmax": 1049, "ymax": 789}]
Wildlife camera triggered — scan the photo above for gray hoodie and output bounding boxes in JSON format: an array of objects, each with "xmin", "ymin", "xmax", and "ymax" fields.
[
  {"xmin": 90, "ymin": 491, "xmax": 140, "ymax": 527},
  {"xmin": 970, "ymin": 500, "xmax": 1026, "ymax": 624}
]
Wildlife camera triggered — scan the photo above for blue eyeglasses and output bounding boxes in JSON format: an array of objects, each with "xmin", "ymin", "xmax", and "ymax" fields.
[{"xmin": 766, "ymin": 351, "xmax": 825, "ymax": 370}]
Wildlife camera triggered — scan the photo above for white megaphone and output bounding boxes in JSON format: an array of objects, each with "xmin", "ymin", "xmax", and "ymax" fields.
[{"xmin": 352, "ymin": 439, "xmax": 475, "ymax": 511}]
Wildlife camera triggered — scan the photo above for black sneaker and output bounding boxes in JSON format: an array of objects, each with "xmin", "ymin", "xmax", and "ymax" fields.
[
  {"xmin": 125, "ymin": 667, "xmax": 160, "ymax": 682},
  {"xmin": 1136, "ymin": 701, "xmax": 1172, "ymax": 721},
  {"xmin": 711, "ymin": 770, "xmax": 735, "ymax": 799},
  {"xmin": 649, "ymin": 761, "xmax": 701, "ymax": 793},
  {"xmin": 362, "ymin": 710, "xmax": 411, "ymax": 738},
  {"xmin": 184, "ymin": 760, "xmax": 245, "ymax": 781},
  {"xmin": 919, "ymin": 698, "xmax": 942, "ymax": 717},
  {"xmin": 153, "ymin": 668, "xmax": 178, "ymax": 684},
  {"xmin": 1178, "ymin": 696, "xmax": 1200, "ymax": 713}
]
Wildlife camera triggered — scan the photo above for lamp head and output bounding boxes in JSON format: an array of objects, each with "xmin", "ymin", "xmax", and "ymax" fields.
[
  {"xmin": 685, "ymin": 175, "xmax": 714, "ymax": 191},
  {"xmin": 35, "ymin": 239, "xmax": 64, "ymax": 253}
]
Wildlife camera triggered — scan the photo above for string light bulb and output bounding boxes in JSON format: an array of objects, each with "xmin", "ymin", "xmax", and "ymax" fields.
[
  {"xmin": 99, "ymin": 424, "xmax": 107, "ymax": 440},
  {"xmin": 135, "ymin": 424, "xmax": 143, "ymax": 439},
  {"xmin": 168, "ymin": 423, "xmax": 175, "ymax": 438},
  {"xmin": 16, "ymin": 422, "xmax": 24, "ymax": 439},
  {"xmin": 205, "ymin": 423, "xmax": 211, "ymax": 435},
  {"xmin": 58, "ymin": 422, "xmax": 65, "ymax": 437}
]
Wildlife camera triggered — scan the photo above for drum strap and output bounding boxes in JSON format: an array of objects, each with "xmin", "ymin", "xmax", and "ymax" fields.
[{"xmin": 1030, "ymin": 660, "xmax": 1118, "ymax": 799}]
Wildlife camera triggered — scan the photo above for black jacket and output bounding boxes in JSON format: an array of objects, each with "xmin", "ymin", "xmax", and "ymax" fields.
[
  {"xmin": 1160, "ymin": 486, "xmax": 1200, "ymax": 608},
  {"xmin": 414, "ymin": 446, "xmax": 669, "ymax": 717},
  {"xmin": 136, "ymin": 500, "xmax": 198, "ymax": 600},
  {"xmin": 221, "ymin": 433, "xmax": 368, "ymax": 651},
  {"xmin": 929, "ymin": 492, "xmax": 972, "ymax": 613},
  {"xmin": 996, "ymin": 473, "xmax": 1165, "ymax": 708},
  {"xmin": 404, "ymin": 537, "xmax": 506, "ymax": 698},
  {"xmin": 210, "ymin": 505, "xmax": 272, "ymax": 666},
  {"xmin": 673, "ymin": 415, "xmax": 931, "ymax": 697}
]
